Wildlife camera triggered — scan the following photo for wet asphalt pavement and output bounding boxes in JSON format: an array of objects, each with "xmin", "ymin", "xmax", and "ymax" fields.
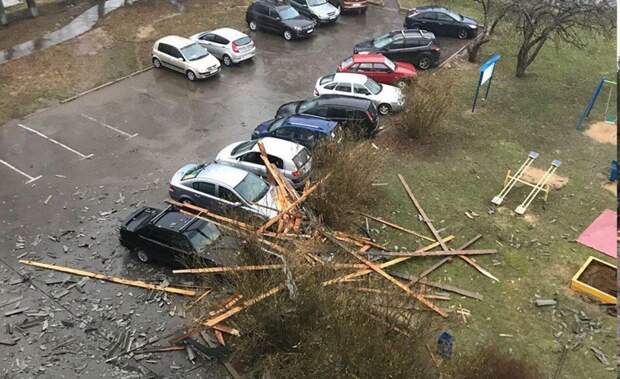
[{"xmin": 0, "ymin": 5, "xmax": 468, "ymax": 378}]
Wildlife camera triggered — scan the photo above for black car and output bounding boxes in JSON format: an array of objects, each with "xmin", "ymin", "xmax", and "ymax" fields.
[
  {"xmin": 353, "ymin": 29, "xmax": 440, "ymax": 70},
  {"xmin": 119, "ymin": 206, "xmax": 238, "ymax": 268},
  {"xmin": 276, "ymin": 94, "xmax": 379, "ymax": 137},
  {"xmin": 246, "ymin": 0, "xmax": 316, "ymax": 40},
  {"xmin": 404, "ymin": 6, "xmax": 478, "ymax": 39}
]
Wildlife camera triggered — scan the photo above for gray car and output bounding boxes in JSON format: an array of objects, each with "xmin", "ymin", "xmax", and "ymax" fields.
[
  {"xmin": 215, "ymin": 137, "xmax": 313, "ymax": 190},
  {"xmin": 189, "ymin": 28, "xmax": 256, "ymax": 67},
  {"xmin": 169, "ymin": 163, "xmax": 280, "ymax": 221}
]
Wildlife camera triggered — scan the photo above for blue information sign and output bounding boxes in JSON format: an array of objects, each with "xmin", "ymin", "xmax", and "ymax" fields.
[{"xmin": 472, "ymin": 53, "xmax": 501, "ymax": 112}]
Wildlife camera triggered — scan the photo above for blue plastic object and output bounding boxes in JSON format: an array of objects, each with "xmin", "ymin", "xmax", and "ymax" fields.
[
  {"xmin": 609, "ymin": 160, "xmax": 618, "ymax": 182},
  {"xmin": 437, "ymin": 331, "xmax": 453, "ymax": 359}
]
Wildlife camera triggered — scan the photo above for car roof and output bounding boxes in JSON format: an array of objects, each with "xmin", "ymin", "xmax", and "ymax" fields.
[
  {"xmin": 351, "ymin": 53, "xmax": 386, "ymax": 63},
  {"xmin": 314, "ymin": 94, "xmax": 373, "ymax": 108},
  {"xmin": 157, "ymin": 35, "xmax": 194, "ymax": 48},
  {"xmin": 285, "ymin": 115, "xmax": 337, "ymax": 133},
  {"xmin": 252, "ymin": 137, "xmax": 305, "ymax": 158},
  {"xmin": 329, "ymin": 72, "xmax": 368, "ymax": 84},
  {"xmin": 412, "ymin": 6, "xmax": 448, "ymax": 13},
  {"xmin": 211, "ymin": 28, "xmax": 248, "ymax": 41},
  {"xmin": 153, "ymin": 208, "xmax": 198, "ymax": 232},
  {"xmin": 194, "ymin": 163, "xmax": 249, "ymax": 187}
]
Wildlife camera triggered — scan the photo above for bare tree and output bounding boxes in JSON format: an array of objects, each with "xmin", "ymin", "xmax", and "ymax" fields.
[
  {"xmin": 511, "ymin": 0, "xmax": 614, "ymax": 77},
  {"xmin": 467, "ymin": 0, "xmax": 511, "ymax": 63}
]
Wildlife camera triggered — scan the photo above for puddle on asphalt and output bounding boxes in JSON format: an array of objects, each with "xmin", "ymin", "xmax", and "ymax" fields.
[{"xmin": 0, "ymin": 0, "xmax": 133, "ymax": 64}]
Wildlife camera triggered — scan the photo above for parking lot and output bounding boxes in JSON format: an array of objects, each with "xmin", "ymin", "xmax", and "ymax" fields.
[{"xmin": 0, "ymin": 4, "xmax": 469, "ymax": 377}]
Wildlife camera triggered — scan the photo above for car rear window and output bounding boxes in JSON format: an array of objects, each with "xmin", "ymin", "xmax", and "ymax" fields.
[
  {"xmin": 234, "ymin": 36, "xmax": 252, "ymax": 46},
  {"xmin": 340, "ymin": 57, "xmax": 353, "ymax": 69},
  {"xmin": 125, "ymin": 208, "xmax": 158, "ymax": 230},
  {"xmin": 319, "ymin": 74, "xmax": 335, "ymax": 85},
  {"xmin": 231, "ymin": 140, "xmax": 257, "ymax": 156},
  {"xmin": 293, "ymin": 148, "xmax": 311, "ymax": 169}
]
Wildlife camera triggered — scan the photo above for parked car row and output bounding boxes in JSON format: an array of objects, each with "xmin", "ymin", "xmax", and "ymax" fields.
[{"xmin": 126, "ymin": 3, "xmax": 479, "ymax": 268}]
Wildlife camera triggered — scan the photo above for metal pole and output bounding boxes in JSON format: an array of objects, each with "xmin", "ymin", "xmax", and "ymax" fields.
[
  {"xmin": 483, "ymin": 66, "xmax": 495, "ymax": 100},
  {"xmin": 576, "ymin": 78, "xmax": 605, "ymax": 129},
  {"xmin": 471, "ymin": 72, "xmax": 482, "ymax": 113}
]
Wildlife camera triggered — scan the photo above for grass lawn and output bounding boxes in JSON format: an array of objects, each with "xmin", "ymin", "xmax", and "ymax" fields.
[{"xmin": 370, "ymin": 3, "xmax": 616, "ymax": 378}]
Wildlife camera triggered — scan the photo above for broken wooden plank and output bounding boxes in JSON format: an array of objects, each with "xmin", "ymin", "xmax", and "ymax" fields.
[
  {"xmin": 168, "ymin": 200, "xmax": 256, "ymax": 232},
  {"xmin": 398, "ymin": 174, "xmax": 449, "ymax": 251},
  {"xmin": 334, "ymin": 231, "xmax": 387, "ymax": 250},
  {"xmin": 174, "ymin": 264, "xmax": 284, "ymax": 274},
  {"xmin": 327, "ymin": 237, "xmax": 446, "ymax": 317},
  {"xmin": 0, "ymin": 296, "xmax": 23, "ymax": 309},
  {"xmin": 358, "ymin": 212, "xmax": 434, "ymax": 242},
  {"xmin": 322, "ymin": 236, "xmax": 455, "ymax": 286},
  {"xmin": 417, "ymin": 278, "xmax": 483, "ymax": 301},
  {"xmin": 4, "ymin": 307, "xmax": 28, "ymax": 317},
  {"xmin": 458, "ymin": 254, "xmax": 500, "ymax": 282},
  {"xmin": 258, "ymin": 173, "xmax": 331, "ymax": 233},
  {"xmin": 258, "ymin": 141, "xmax": 299, "ymax": 202},
  {"xmin": 19, "ymin": 260, "xmax": 196, "ymax": 296},
  {"xmin": 372, "ymin": 249, "xmax": 496, "ymax": 258},
  {"xmin": 212, "ymin": 324, "xmax": 240, "ymax": 337},
  {"xmin": 187, "ymin": 289, "xmax": 212, "ymax": 310},
  {"xmin": 200, "ymin": 332, "xmax": 242, "ymax": 379}
]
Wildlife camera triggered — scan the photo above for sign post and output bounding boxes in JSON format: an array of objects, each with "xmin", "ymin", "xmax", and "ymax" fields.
[{"xmin": 472, "ymin": 53, "xmax": 500, "ymax": 112}]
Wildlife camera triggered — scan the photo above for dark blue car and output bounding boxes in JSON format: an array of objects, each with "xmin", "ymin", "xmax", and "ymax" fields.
[{"xmin": 252, "ymin": 114, "xmax": 338, "ymax": 148}]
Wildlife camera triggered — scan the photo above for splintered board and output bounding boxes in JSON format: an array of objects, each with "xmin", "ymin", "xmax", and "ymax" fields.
[{"xmin": 570, "ymin": 256, "xmax": 617, "ymax": 304}]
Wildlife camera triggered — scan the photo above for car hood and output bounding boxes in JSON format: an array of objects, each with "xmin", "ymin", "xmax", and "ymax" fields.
[
  {"xmin": 311, "ymin": 2, "xmax": 338, "ymax": 17},
  {"xmin": 378, "ymin": 84, "xmax": 402, "ymax": 102},
  {"xmin": 253, "ymin": 186, "xmax": 280, "ymax": 219},
  {"xmin": 282, "ymin": 17, "xmax": 315, "ymax": 29},
  {"xmin": 253, "ymin": 119, "xmax": 273, "ymax": 138},
  {"xmin": 276, "ymin": 101, "xmax": 302, "ymax": 118},
  {"xmin": 395, "ymin": 62, "xmax": 416, "ymax": 77},
  {"xmin": 196, "ymin": 235, "xmax": 241, "ymax": 267},
  {"xmin": 190, "ymin": 54, "xmax": 220, "ymax": 72},
  {"xmin": 353, "ymin": 40, "xmax": 379, "ymax": 53},
  {"xmin": 461, "ymin": 16, "xmax": 478, "ymax": 26}
]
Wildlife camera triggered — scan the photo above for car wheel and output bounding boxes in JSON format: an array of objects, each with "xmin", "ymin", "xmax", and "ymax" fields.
[
  {"xmin": 417, "ymin": 55, "xmax": 432, "ymax": 70},
  {"xmin": 395, "ymin": 80, "xmax": 407, "ymax": 90},
  {"xmin": 136, "ymin": 250, "xmax": 150, "ymax": 263},
  {"xmin": 378, "ymin": 103, "xmax": 391, "ymax": 115},
  {"xmin": 457, "ymin": 28, "xmax": 468, "ymax": 39},
  {"xmin": 222, "ymin": 55, "xmax": 232, "ymax": 66},
  {"xmin": 249, "ymin": 20, "xmax": 258, "ymax": 31},
  {"xmin": 283, "ymin": 30, "xmax": 293, "ymax": 41},
  {"xmin": 152, "ymin": 57, "xmax": 161, "ymax": 68},
  {"xmin": 186, "ymin": 70, "xmax": 196, "ymax": 81}
]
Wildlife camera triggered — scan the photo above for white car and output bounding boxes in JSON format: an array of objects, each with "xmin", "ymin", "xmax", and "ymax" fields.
[
  {"xmin": 189, "ymin": 28, "xmax": 256, "ymax": 67},
  {"xmin": 290, "ymin": 0, "xmax": 340, "ymax": 24},
  {"xmin": 152, "ymin": 35, "xmax": 221, "ymax": 81},
  {"xmin": 215, "ymin": 137, "xmax": 313, "ymax": 190},
  {"xmin": 314, "ymin": 72, "xmax": 404, "ymax": 115}
]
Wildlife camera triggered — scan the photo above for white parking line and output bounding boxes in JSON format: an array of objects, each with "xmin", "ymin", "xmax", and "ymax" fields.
[
  {"xmin": 80, "ymin": 114, "xmax": 138, "ymax": 139},
  {"xmin": 0, "ymin": 159, "xmax": 42, "ymax": 184},
  {"xmin": 17, "ymin": 123, "xmax": 94, "ymax": 160}
]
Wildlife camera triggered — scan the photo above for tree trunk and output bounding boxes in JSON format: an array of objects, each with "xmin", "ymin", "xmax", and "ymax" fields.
[
  {"xmin": 467, "ymin": 42, "xmax": 482, "ymax": 63},
  {"xmin": 515, "ymin": 45, "xmax": 529, "ymax": 77}
]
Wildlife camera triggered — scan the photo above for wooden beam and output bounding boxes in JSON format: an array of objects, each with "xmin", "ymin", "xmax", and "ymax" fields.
[
  {"xmin": 358, "ymin": 212, "xmax": 434, "ymax": 242},
  {"xmin": 187, "ymin": 289, "xmax": 212, "ymax": 310},
  {"xmin": 417, "ymin": 278, "xmax": 483, "ymax": 300},
  {"xmin": 370, "ymin": 248, "xmax": 496, "ymax": 258},
  {"xmin": 334, "ymin": 231, "xmax": 387, "ymax": 250},
  {"xmin": 257, "ymin": 141, "xmax": 300, "ymax": 202},
  {"xmin": 257, "ymin": 173, "xmax": 331, "ymax": 233},
  {"xmin": 19, "ymin": 260, "xmax": 196, "ymax": 296},
  {"xmin": 168, "ymin": 200, "xmax": 255, "ymax": 232},
  {"xmin": 322, "ymin": 236, "xmax": 455, "ymax": 286},
  {"xmin": 173, "ymin": 264, "xmax": 283, "ymax": 274},
  {"xmin": 326, "ymin": 237, "xmax": 447, "ymax": 317},
  {"xmin": 458, "ymin": 255, "xmax": 499, "ymax": 282},
  {"xmin": 398, "ymin": 174, "xmax": 449, "ymax": 251},
  {"xmin": 212, "ymin": 324, "xmax": 241, "ymax": 337}
]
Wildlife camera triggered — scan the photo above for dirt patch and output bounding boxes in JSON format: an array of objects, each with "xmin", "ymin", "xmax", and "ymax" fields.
[
  {"xmin": 522, "ymin": 167, "xmax": 568, "ymax": 190},
  {"xmin": 578, "ymin": 260, "xmax": 617, "ymax": 298},
  {"xmin": 135, "ymin": 25, "xmax": 156, "ymax": 41},
  {"xmin": 584, "ymin": 121, "xmax": 617, "ymax": 145},
  {"xmin": 603, "ymin": 182, "xmax": 617, "ymax": 196},
  {"xmin": 523, "ymin": 213, "xmax": 538, "ymax": 224},
  {"xmin": 74, "ymin": 28, "xmax": 113, "ymax": 56}
]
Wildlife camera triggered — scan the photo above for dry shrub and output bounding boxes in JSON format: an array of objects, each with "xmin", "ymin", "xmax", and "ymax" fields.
[
  {"xmin": 229, "ymin": 266, "xmax": 436, "ymax": 378},
  {"xmin": 399, "ymin": 72, "xmax": 454, "ymax": 139},
  {"xmin": 306, "ymin": 133, "xmax": 385, "ymax": 229},
  {"xmin": 454, "ymin": 345, "xmax": 543, "ymax": 379}
]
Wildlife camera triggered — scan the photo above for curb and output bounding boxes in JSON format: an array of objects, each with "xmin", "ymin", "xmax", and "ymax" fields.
[
  {"xmin": 60, "ymin": 66, "xmax": 153, "ymax": 104},
  {"xmin": 437, "ymin": 39, "xmax": 475, "ymax": 70}
]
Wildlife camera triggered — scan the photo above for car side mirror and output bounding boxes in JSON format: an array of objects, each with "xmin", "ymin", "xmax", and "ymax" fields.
[{"xmin": 274, "ymin": 15, "xmax": 281, "ymax": 20}]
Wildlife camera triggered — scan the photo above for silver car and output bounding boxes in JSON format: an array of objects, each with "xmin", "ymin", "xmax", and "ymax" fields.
[
  {"xmin": 215, "ymin": 137, "xmax": 313, "ymax": 190},
  {"xmin": 169, "ymin": 163, "xmax": 280, "ymax": 220},
  {"xmin": 152, "ymin": 36, "xmax": 221, "ymax": 81},
  {"xmin": 190, "ymin": 28, "xmax": 256, "ymax": 67}
]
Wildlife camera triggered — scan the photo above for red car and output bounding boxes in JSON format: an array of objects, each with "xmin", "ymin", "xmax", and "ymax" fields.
[
  {"xmin": 337, "ymin": 53, "xmax": 416, "ymax": 89},
  {"xmin": 329, "ymin": 0, "xmax": 368, "ymax": 14}
]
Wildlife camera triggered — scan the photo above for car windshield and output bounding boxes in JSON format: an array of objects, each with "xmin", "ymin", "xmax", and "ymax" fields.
[
  {"xmin": 444, "ymin": 10, "xmax": 461, "ymax": 20},
  {"xmin": 293, "ymin": 148, "xmax": 311, "ymax": 169},
  {"xmin": 231, "ymin": 140, "xmax": 257, "ymax": 156},
  {"xmin": 184, "ymin": 221, "xmax": 220, "ymax": 252},
  {"xmin": 268, "ymin": 117, "xmax": 287, "ymax": 132},
  {"xmin": 298, "ymin": 99, "xmax": 318, "ymax": 113},
  {"xmin": 383, "ymin": 57, "xmax": 396, "ymax": 71},
  {"xmin": 234, "ymin": 36, "xmax": 252, "ymax": 46},
  {"xmin": 181, "ymin": 164, "xmax": 205, "ymax": 180},
  {"xmin": 373, "ymin": 34, "xmax": 393, "ymax": 49},
  {"xmin": 308, "ymin": 0, "xmax": 327, "ymax": 5},
  {"xmin": 365, "ymin": 78, "xmax": 382, "ymax": 95},
  {"xmin": 181, "ymin": 43, "xmax": 210, "ymax": 61},
  {"xmin": 340, "ymin": 56, "xmax": 353, "ymax": 69},
  {"xmin": 278, "ymin": 7, "xmax": 300, "ymax": 20},
  {"xmin": 234, "ymin": 173, "xmax": 270, "ymax": 202}
]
